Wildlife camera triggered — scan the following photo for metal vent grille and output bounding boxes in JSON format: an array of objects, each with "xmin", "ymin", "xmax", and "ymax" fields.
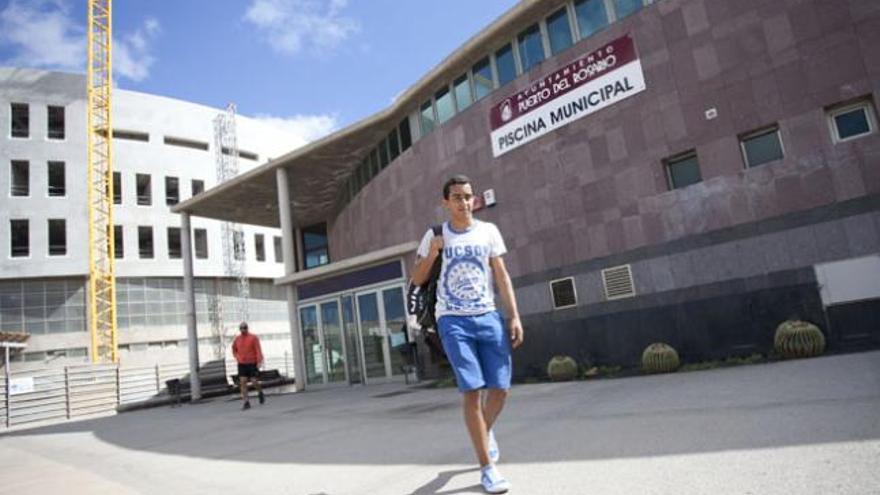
[
  {"xmin": 602, "ymin": 264, "xmax": 635, "ymax": 300},
  {"xmin": 550, "ymin": 277, "xmax": 577, "ymax": 309}
]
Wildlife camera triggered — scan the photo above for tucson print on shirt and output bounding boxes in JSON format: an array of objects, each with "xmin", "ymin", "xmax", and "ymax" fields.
[{"xmin": 417, "ymin": 220, "xmax": 507, "ymax": 319}]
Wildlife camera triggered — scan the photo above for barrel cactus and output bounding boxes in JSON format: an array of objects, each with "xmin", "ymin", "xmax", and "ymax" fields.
[
  {"xmin": 774, "ymin": 320, "xmax": 825, "ymax": 359},
  {"xmin": 641, "ymin": 343, "xmax": 680, "ymax": 373},
  {"xmin": 546, "ymin": 355, "xmax": 578, "ymax": 381}
]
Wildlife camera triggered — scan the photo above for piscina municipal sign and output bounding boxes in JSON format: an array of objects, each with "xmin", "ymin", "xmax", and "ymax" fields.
[{"xmin": 489, "ymin": 34, "xmax": 646, "ymax": 157}]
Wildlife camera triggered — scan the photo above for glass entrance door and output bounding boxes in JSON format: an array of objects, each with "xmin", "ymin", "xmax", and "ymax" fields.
[
  {"xmin": 356, "ymin": 292, "xmax": 388, "ymax": 380},
  {"xmin": 299, "ymin": 300, "xmax": 348, "ymax": 386}
]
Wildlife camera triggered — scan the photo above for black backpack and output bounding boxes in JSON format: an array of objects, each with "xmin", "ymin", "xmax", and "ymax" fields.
[{"xmin": 406, "ymin": 225, "xmax": 445, "ymax": 354}]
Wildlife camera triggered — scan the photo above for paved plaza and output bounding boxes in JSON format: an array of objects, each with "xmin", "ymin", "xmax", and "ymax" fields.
[{"xmin": 1, "ymin": 351, "xmax": 878, "ymax": 495}]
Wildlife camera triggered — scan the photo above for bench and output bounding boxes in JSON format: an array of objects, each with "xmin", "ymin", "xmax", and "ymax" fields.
[
  {"xmin": 230, "ymin": 369, "xmax": 290, "ymax": 389},
  {"xmin": 166, "ymin": 374, "xmax": 233, "ymax": 407}
]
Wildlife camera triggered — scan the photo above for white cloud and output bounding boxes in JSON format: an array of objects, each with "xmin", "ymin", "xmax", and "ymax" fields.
[
  {"xmin": 244, "ymin": 0, "xmax": 359, "ymax": 56},
  {"xmin": 0, "ymin": 0, "xmax": 84, "ymax": 71},
  {"xmin": 0, "ymin": 1, "xmax": 159, "ymax": 82},
  {"xmin": 252, "ymin": 113, "xmax": 339, "ymax": 154},
  {"xmin": 114, "ymin": 17, "xmax": 161, "ymax": 82}
]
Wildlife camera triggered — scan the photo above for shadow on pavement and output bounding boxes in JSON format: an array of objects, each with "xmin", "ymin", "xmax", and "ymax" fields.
[{"xmin": 4, "ymin": 352, "xmax": 879, "ymax": 467}]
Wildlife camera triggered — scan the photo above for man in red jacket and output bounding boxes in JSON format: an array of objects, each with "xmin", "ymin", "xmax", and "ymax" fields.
[{"xmin": 232, "ymin": 321, "xmax": 264, "ymax": 410}]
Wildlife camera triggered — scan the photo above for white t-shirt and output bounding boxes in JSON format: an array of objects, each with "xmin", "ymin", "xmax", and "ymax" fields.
[{"xmin": 416, "ymin": 220, "xmax": 507, "ymax": 319}]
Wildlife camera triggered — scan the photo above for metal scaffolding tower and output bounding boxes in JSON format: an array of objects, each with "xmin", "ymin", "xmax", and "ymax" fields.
[
  {"xmin": 86, "ymin": 0, "xmax": 118, "ymax": 363},
  {"xmin": 213, "ymin": 104, "xmax": 250, "ymax": 359}
]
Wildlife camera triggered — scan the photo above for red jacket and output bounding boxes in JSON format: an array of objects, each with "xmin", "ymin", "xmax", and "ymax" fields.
[{"xmin": 232, "ymin": 332, "xmax": 263, "ymax": 364}]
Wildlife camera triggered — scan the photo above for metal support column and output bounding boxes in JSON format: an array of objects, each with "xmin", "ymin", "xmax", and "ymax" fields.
[
  {"xmin": 276, "ymin": 167, "xmax": 307, "ymax": 392},
  {"xmin": 181, "ymin": 212, "xmax": 201, "ymax": 400}
]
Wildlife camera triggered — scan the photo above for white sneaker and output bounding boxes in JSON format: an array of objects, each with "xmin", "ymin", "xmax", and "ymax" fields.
[
  {"xmin": 480, "ymin": 464, "xmax": 511, "ymax": 494},
  {"xmin": 488, "ymin": 429, "xmax": 500, "ymax": 463}
]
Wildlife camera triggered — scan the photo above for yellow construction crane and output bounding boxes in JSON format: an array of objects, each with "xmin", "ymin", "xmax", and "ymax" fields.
[{"xmin": 86, "ymin": 0, "xmax": 118, "ymax": 362}]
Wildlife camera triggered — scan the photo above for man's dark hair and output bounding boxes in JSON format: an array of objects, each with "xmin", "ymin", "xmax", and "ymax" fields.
[
  {"xmin": 239, "ymin": 322, "xmax": 248, "ymax": 330},
  {"xmin": 443, "ymin": 175, "xmax": 472, "ymax": 199}
]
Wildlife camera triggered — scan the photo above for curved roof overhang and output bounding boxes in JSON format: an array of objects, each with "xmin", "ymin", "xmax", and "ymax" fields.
[{"xmin": 172, "ymin": 0, "xmax": 560, "ymax": 228}]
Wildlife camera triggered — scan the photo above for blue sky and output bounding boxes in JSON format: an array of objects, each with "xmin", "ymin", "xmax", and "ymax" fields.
[{"xmin": 0, "ymin": 0, "xmax": 518, "ymax": 143}]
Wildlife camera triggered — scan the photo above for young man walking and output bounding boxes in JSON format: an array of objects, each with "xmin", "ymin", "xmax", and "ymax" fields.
[
  {"xmin": 232, "ymin": 321, "xmax": 265, "ymax": 410},
  {"xmin": 412, "ymin": 175, "xmax": 524, "ymax": 494}
]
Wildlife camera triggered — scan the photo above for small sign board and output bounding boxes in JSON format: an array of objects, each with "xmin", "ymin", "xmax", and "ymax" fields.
[{"xmin": 9, "ymin": 376, "xmax": 35, "ymax": 395}]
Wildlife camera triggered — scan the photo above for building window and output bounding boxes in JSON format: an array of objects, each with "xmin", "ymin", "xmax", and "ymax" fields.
[
  {"xmin": 398, "ymin": 118, "xmax": 412, "ymax": 152},
  {"xmin": 165, "ymin": 176, "xmax": 179, "ymax": 205},
  {"xmin": 191, "ymin": 179, "xmax": 205, "ymax": 196},
  {"xmin": 740, "ymin": 125, "xmax": 784, "ymax": 168},
  {"xmin": 664, "ymin": 151, "xmax": 702, "ymax": 190},
  {"xmin": 368, "ymin": 149, "xmax": 380, "ymax": 177},
  {"xmin": 167, "ymin": 227, "xmax": 181, "ymax": 259},
  {"xmin": 420, "ymin": 100, "xmax": 436, "ymax": 135},
  {"xmin": 614, "ymin": 0, "xmax": 644, "ymax": 19},
  {"xmin": 48, "ymin": 219, "xmax": 66, "ymax": 256},
  {"xmin": 387, "ymin": 128, "xmax": 400, "ymax": 161},
  {"xmin": 517, "ymin": 24, "xmax": 545, "ymax": 73},
  {"xmin": 378, "ymin": 140, "xmax": 390, "ymax": 169},
  {"xmin": 114, "ymin": 225, "xmax": 124, "ymax": 259},
  {"xmin": 255, "ymin": 234, "xmax": 266, "ymax": 262},
  {"xmin": 436, "ymin": 86, "xmax": 456, "ymax": 125},
  {"xmin": 138, "ymin": 226, "xmax": 154, "ymax": 259},
  {"xmin": 194, "ymin": 228, "xmax": 208, "ymax": 259},
  {"xmin": 453, "ymin": 73, "xmax": 472, "ymax": 112},
  {"xmin": 163, "ymin": 136, "xmax": 209, "ymax": 151},
  {"xmin": 47, "ymin": 105, "xmax": 65, "ymax": 140},
  {"xmin": 113, "ymin": 171, "xmax": 122, "ymax": 204},
  {"xmin": 495, "ymin": 43, "xmax": 517, "ymax": 86},
  {"xmin": 472, "ymin": 57, "xmax": 494, "ymax": 101},
  {"xmin": 828, "ymin": 99, "xmax": 877, "ymax": 143},
  {"xmin": 10, "ymin": 160, "xmax": 29, "ymax": 196},
  {"xmin": 233, "ymin": 230, "xmax": 245, "ymax": 261},
  {"xmin": 302, "ymin": 223, "xmax": 329, "ymax": 269},
  {"xmin": 113, "ymin": 129, "xmax": 149, "ymax": 142},
  {"xmin": 136, "ymin": 174, "xmax": 151, "ymax": 205},
  {"xmin": 10, "ymin": 103, "xmax": 29, "ymax": 138},
  {"xmin": 546, "ymin": 7, "xmax": 574, "ymax": 55},
  {"xmin": 48, "ymin": 161, "xmax": 65, "ymax": 197},
  {"xmin": 10, "ymin": 219, "xmax": 29, "ymax": 257},
  {"xmin": 273, "ymin": 235, "xmax": 283, "ymax": 263},
  {"xmin": 550, "ymin": 277, "xmax": 577, "ymax": 309},
  {"xmin": 574, "ymin": 0, "xmax": 609, "ymax": 39}
]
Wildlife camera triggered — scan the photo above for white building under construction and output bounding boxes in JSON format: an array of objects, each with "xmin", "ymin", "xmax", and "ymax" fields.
[{"xmin": 0, "ymin": 67, "xmax": 316, "ymax": 368}]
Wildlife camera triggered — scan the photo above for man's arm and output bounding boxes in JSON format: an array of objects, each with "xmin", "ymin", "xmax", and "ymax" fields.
[
  {"xmin": 411, "ymin": 235, "xmax": 443, "ymax": 285},
  {"xmin": 255, "ymin": 336, "xmax": 264, "ymax": 367},
  {"xmin": 231, "ymin": 337, "xmax": 239, "ymax": 361},
  {"xmin": 489, "ymin": 256, "xmax": 524, "ymax": 348}
]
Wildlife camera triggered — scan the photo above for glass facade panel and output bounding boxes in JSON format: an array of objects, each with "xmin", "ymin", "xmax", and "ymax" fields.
[
  {"xmin": 11, "ymin": 220, "xmax": 28, "ymax": 257},
  {"xmin": 614, "ymin": 0, "xmax": 644, "ymax": 19},
  {"xmin": 665, "ymin": 153, "xmax": 702, "ymax": 190},
  {"xmin": 255, "ymin": 233, "xmax": 265, "ymax": 261},
  {"xmin": 834, "ymin": 107, "xmax": 871, "ymax": 140},
  {"xmin": 48, "ymin": 219, "xmax": 66, "ymax": 256},
  {"xmin": 11, "ymin": 160, "xmax": 28, "ymax": 196},
  {"xmin": 300, "ymin": 306, "xmax": 323, "ymax": 385},
  {"xmin": 165, "ymin": 176, "xmax": 179, "ymax": 205},
  {"xmin": 574, "ymin": 0, "xmax": 609, "ymax": 38},
  {"xmin": 388, "ymin": 128, "xmax": 400, "ymax": 161},
  {"xmin": 194, "ymin": 228, "xmax": 208, "ymax": 259},
  {"xmin": 742, "ymin": 128, "xmax": 784, "ymax": 168},
  {"xmin": 357, "ymin": 292, "xmax": 386, "ymax": 379},
  {"xmin": 378, "ymin": 140, "xmax": 389, "ymax": 169},
  {"xmin": 398, "ymin": 118, "xmax": 412, "ymax": 151},
  {"xmin": 420, "ymin": 100, "xmax": 435, "ymax": 135},
  {"xmin": 48, "ymin": 161, "xmax": 65, "ymax": 196},
  {"xmin": 136, "ymin": 174, "xmax": 151, "ymax": 205},
  {"xmin": 472, "ymin": 57, "xmax": 494, "ymax": 100},
  {"xmin": 138, "ymin": 226, "xmax": 154, "ymax": 258},
  {"xmin": 453, "ymin": 74, "xmax": 472, "ymax": 112},
  {"xmin": 302, "ymin": 223, "xmax": 329, "ymax": 269},
  {"xmin": 495, "ymin": 43, "xmax": 517, "ymax": 86},
  {"xmin": 167, "ymin": 227, "xmax": 181, "ymax": 259},
  {"xmin": 114, "ymin": 225, "xmax": 123, "ymax": 259},
  {"xmin": 435, "ymin": 86, "xmax": 455, "ymax": 124},
  {"xmin": 113, "ymin": 172, "xmax": 122, "ymax": 204},
  {"xmin": 11, "ymin": 103, "xmax": 28, "ymax": 138},
  {"xmin": 517, "ymin": 24, "xmax": 545, "ymax": 73},
  {"xmin": 383, "ymin": 287, "xmax": 407, "ymax": 376},
  {"xmin": 321, "ymin": 301, "xmax": 347, "ymax": 383},
  {"xmin": 47, "ymin": 105, "xmax": 65, "ymax": 139},
  {"xmin": 547, "ymin": 7, "xmax": 573, "ymax": 55}
]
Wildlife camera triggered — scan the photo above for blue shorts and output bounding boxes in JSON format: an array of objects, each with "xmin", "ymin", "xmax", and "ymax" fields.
[{"xmin": 438, "ymin": 311, "xmax": 512, "ymax": 392}]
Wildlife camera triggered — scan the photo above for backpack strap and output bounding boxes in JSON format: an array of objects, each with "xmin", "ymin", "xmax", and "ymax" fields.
[{"xmin": 431, "ymin": 223, "xmax": 443, "ymax": 237}]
